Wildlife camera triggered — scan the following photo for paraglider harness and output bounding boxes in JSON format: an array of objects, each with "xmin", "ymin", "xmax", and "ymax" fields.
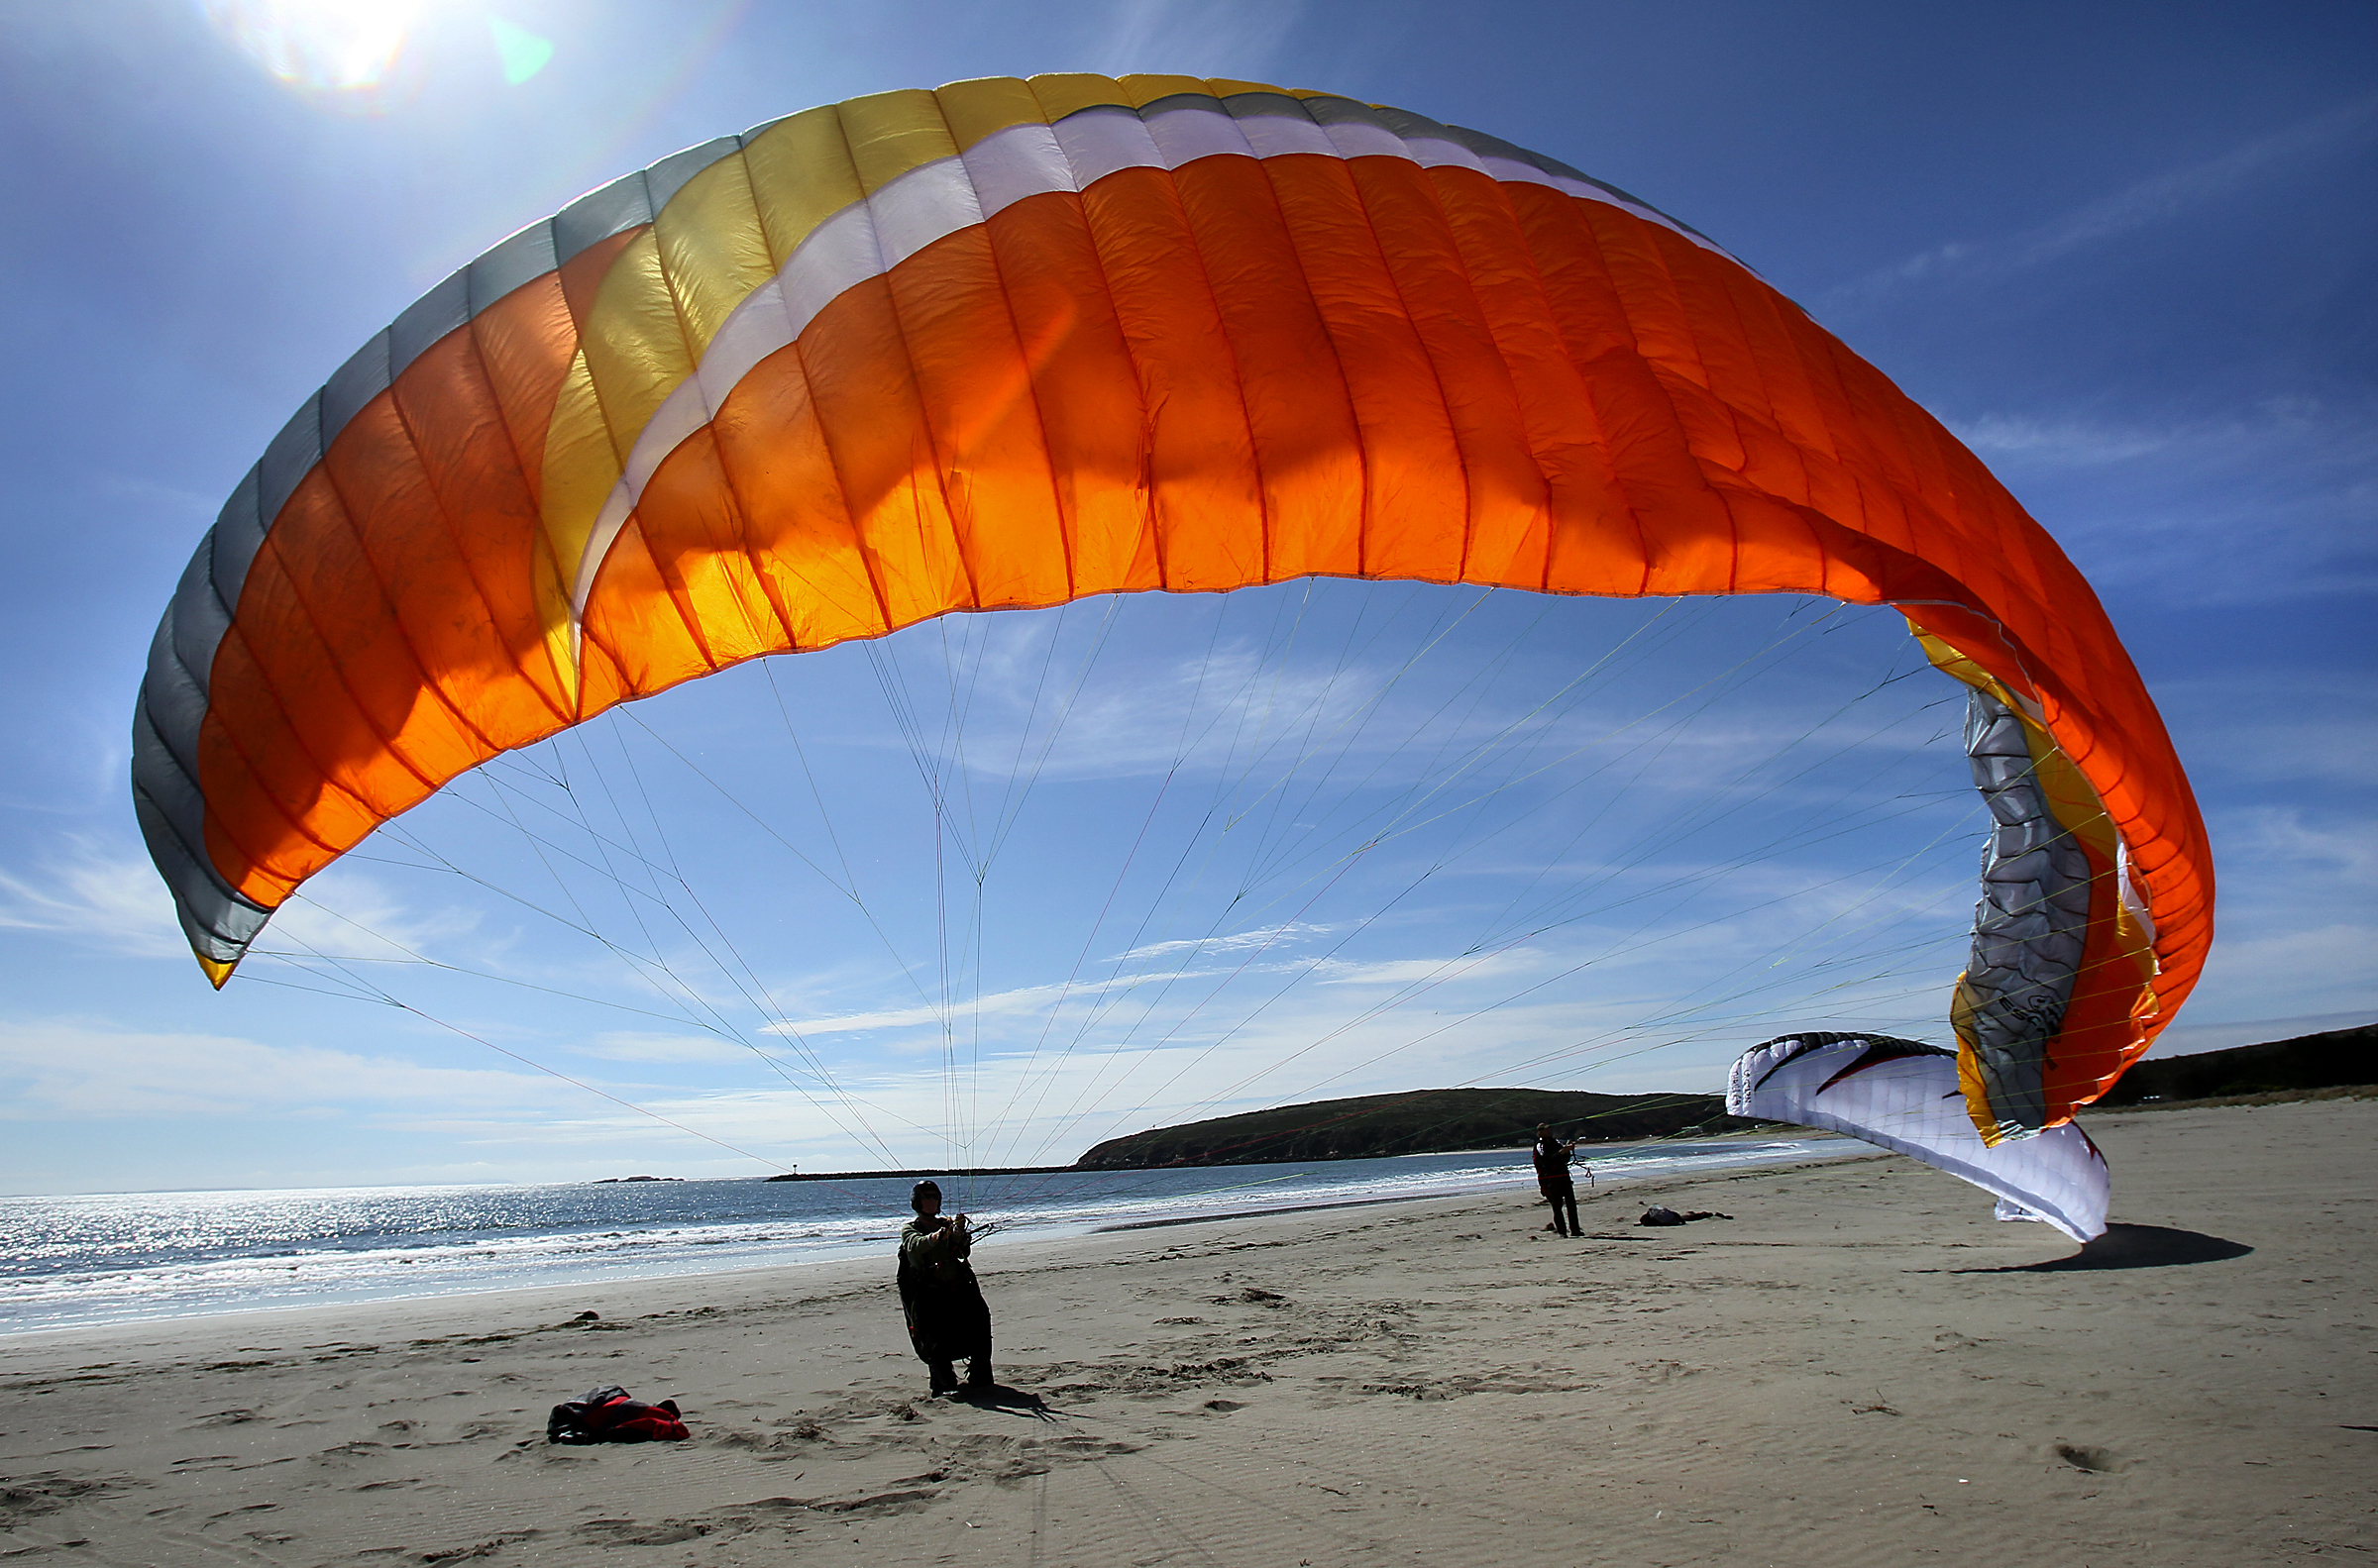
[
  {"xmin": 546, "ymin": 1385, "xmax": 689, "ymax": 1444},
  {"xmin": 1533, "ymin": 1132, "xmax": 1592, "ymax": 1188}
]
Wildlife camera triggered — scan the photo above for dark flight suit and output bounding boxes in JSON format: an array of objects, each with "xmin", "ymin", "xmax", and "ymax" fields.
[
  {"xmin": 899, "ymin": 1216, "xmax": 993, "ymax": 1393},
  {"xmin": 1533, "ymin": 1136, "xmax": 1582, "ymax": 1237}
]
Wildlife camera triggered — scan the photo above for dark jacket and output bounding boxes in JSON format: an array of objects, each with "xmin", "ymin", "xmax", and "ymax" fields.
[{"xmin": 897, "ymin": 1216, "xmax": 991, "ymax": 1364}]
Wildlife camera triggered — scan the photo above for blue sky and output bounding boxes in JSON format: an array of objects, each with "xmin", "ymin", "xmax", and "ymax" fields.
[{"xmin": 1, "ymin": 2, "xmax": 2370, "ymax": 1194}]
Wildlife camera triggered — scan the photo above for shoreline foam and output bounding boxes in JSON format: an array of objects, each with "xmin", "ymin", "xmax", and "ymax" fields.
[{"xmin": 2, "ymin": 1137, "xmax": 1852, "ymax": 1336}]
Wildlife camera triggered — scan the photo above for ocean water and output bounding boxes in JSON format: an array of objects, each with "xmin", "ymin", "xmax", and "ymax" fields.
[{"xmin": 1, "ymin": 1136, "xmax": 1849, "ymax": 1334}]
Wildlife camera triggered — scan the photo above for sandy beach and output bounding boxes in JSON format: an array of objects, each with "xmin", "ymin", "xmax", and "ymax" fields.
[{"xmin": 3, "ymin": 1098, "xmax": 2369, "ymax": 1567}]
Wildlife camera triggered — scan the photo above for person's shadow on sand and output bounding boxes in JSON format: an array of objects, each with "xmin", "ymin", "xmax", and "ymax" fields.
[
  {"xmin": 1944, "ymin": 1222, "xmax": 2252, "ymax": 1274},
  {"xmin": 952, "ymin": 1383, "xmax": 1054, "ymax": 1419}
]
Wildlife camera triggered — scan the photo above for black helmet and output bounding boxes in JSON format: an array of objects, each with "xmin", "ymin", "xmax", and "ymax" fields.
[{"xmin": 911, "ymin": 1180, "xmax": 941, "ymax": 1209}]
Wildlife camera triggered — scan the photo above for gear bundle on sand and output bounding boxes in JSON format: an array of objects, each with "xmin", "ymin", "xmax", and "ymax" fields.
[{"xmin": 546, "ymin": 1386, "xmax": 690, "ymax": 1444}]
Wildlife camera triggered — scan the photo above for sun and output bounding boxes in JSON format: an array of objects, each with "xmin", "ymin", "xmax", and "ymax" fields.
[{"xmin": 204, "ymin": 0, "xmax": 427, "ymax": 103}]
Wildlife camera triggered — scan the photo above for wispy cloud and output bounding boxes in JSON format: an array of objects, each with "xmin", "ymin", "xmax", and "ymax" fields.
[
  {"xmin": 99, "ymin": 470, "xmax": 219, "ymax": 519},
  {"xmin": 569, "ymin": 1031, "xmax": 759, "ymax": 1067},
  {"xmin": 2223, "ymin": 807, "xmax": 2378, "ymax": 890},
  {"xmin": 0, "ymin": 1018, "xmax": 563, "ymax": 1120},
  {"xmin": 1309, "ymin": 949, "xmax": 1546, "ymax": 988},
  {"xmin": 1953, "ymin": 396, "xmax": 2378, "ymax": 606},
  {"xmin": 0, "ymin": 852, "xmax": 1978, "ymax": 1172},
  {"xmin": 0, "ymin": 838, "xmax": 183, "ymax": 957},
  {"xmin": 762, "ymin": 980, "xmax": 1075, "ymax": 1038},
  {"xmin": 868, "ymin": 605, "xmax": 1958, "ymax": 834},
  {"xmin": 1825, "ymin": 95, "xmax": 2378, "ymax": 312},
  {"xmin": 742, "ymin": 878, "xmax": 1971, "ymax": 1166},
  {"xmin": 1081, "ymin": 0, "xmax": 1304, "ymax": 79},
  {"xmin": 758, "ymin": 954, "xmax": 1258, "ymax": 1038},
  {"xmin": 948, "ymin": 637, "xmax": 1398, "ymax": 785},
  {"xmin": 255, "ymin": 865, "xmax": 484, "ymax": 966},
  {"xmin": 1108, "ymin": 921, "xmax": 1330, "ymax": 964},
  {"xmin": 1948, "ymin": 413, "xmax": 2177, "ymax": 468},
  {"xmin": 2163, "ymin": 673, "xmax": 2378, "ymax": 788},
  {"xmin": 2189, "ymin": 920, "xmax": 2378, "ymax": 1025},
  {"xmin": 0, "ymin": 835, "xmax": 487, "ymax": 973},
  {"xmin": 2155, "ymin": 804, "xmax": 2378, "ymax": 1032}
]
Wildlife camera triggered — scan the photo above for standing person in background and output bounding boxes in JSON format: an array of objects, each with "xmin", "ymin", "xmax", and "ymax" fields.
[
  {"xmin": 1533, "ymin": 1123, "xmax": 1584, "ymax": 1238},
  {"xmin": 898, "ymin": 1181, "xmax": 994, "ymax": 1396}
]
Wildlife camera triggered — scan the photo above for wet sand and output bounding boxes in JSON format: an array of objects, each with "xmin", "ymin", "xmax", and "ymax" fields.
[{"xmin": 3, "ymin": 1098, "xmax": 2370, "ymax": 1566}]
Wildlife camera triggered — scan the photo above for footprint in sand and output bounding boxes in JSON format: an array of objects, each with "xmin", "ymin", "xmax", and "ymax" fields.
[
  {"xmin": 0, "ymin": 1474, "xmax": 132, "ymax": 1522},
  {"xmin": 576, "ymin": 1517, "xmax": 710, "ymax": 1545},
  {"xmin": 2051, "ymin": 1442, "xmax": 2123, "ymax": 1473}
]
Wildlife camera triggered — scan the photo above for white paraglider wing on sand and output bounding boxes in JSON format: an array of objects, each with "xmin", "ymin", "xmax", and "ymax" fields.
[{"xmin": 1726, "ymin": 1034, "xmax": 2109, "ymax": 1242}]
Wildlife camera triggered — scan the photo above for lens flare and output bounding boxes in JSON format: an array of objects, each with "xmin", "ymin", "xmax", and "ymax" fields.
[
  {"xmin": 487, "ymin": 14, "xmax": 553, "ymax": 84},
  {"xmin": 202, "ymin": 0, "xmax": 428, "ymax": 110}
]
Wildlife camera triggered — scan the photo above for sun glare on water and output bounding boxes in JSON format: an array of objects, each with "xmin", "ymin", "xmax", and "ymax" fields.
[{"xmin": 202, "ymin": 0, "xmax": 553, "ymax": 109}]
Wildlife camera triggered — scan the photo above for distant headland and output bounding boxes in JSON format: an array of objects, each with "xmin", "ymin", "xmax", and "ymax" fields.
[
  {"xmin": 2087, "ymin": 1021, "xmax": 2375, "ymax": 1109},
  {"xmin": 1071, "ymin": 1086, "xmax": 1755, "ymax": 1170},
  {"xmin": 722, "ymin": 1023, "xmax": 2374, "ymax": 1183}
]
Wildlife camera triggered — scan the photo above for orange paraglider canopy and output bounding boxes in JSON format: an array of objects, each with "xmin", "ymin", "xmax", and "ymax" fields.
[{"xmin": 134, "ymin": 74, "xmax": 2209, "ymax": 1137}]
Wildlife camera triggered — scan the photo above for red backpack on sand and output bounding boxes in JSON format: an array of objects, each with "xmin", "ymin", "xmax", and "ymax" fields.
[{"xmin": 546, "ymin": 1385, "xmax": 690, "ymax": 1444}]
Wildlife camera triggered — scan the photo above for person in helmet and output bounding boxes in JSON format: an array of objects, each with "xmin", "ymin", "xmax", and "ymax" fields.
[{"xmin": 897, "ymin": 1180, "xmax": 994, "ymax": 1396}]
